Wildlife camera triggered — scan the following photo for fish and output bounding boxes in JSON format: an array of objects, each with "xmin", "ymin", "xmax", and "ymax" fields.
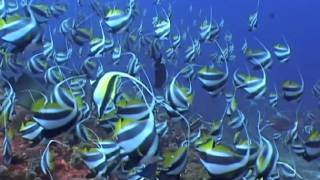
[
  {"xmin": 104, "ymin": 0, "xmax": 135, "ymax": 33},
  {"xmin": 197, "ymin": 62, "xmax": 229, "ymax": 96},
  {"xmin": 269, "ymin": 86, "xmax": 279, "ymax": 108},
  {"xmin": 274, "ymin": 37, "xmax": 291, "ymax": 63},
  {"xmin": 199, "ymin": 10, "xmax": 223, "ymax": 43},
  {"xmin": 159, "ymin": 141, "xmax": 188, "ymax": 176},
  {"xmin": 153, "ymin": 9, "xmax": 171, "ymax": 40},
  {"xmin": 154, "ymin": 60, "xmax": 167, "ymax": 88},
  {"xmin": 282, "ymin": 72, "xmax": 304, "ymax": 102},
  {"xmin": 0, "ymin": 2, "xmax": 40, "ymax": 50},
  {"xmin": 225, "ymin": 92, "xmax": 238, "ymax": 116},
  {"xmin": 89, "ymin": 20, "xmax": 114, "ymax": 57},
  {"xmin": 277, "ymin": 161, "xmax": 303, "ymax": 179},
  {"xmin": 54, "ymin": 39, "xmax": 72, "ymax": 64},
  {"xmin": 80, "ymin": 140, "xmax": 121, "ymax": 177},
  {"xmin": 40, "ymin": 140, "xmax": 55, "ymax": 179},
  {"xmin": 0, "ymin": 0, "xmax": 318, "ymax": 179},
  {"xmin": 248, "ymin": 11, "xmax": 258, "ymax": 32},
  {"xmin": 114, "ymin": 113, "xmax": 159, "ymax": 168},
  {"xmin": 244, "ymin": 39, "xmax": 272, "ymax": 70},
  {"xmin": 233, "ymin": 65, "xmax": 267, "ymax": 99},
  {"xmin": 31, "ymin": 3, "xmax": 51, "ymax": 23},
  {"xmin": 93, "ymin": 73, "xmax": 121, "ymax": 117},
  {"xmin": 196, "ymin": 125, "xmax": 251, "ymax": 179},
  {"xmin": 185, "ymin": 39, "xmax": 201, "ymax": 63},
  {"xmin": 303, "ymin": 129, "xmax": 320, "ymax": 161},
  {"xmin": 124, "ymin": 52, "xmax": 141, "ymax": 77},
  {"xmin": 312, "ymin": 80, "xmax": 320, "ymax": 99},
  {"xmin": 248, "ymin": 0, "xmax": 260, "ymax": 31},
  {"xmin": 116, "ymin": 95, "xmax": 150, "ymax": 121},
  {"xmin": 42, "ymin": 27, "xmax": 55, "ymax": 59},
  {"xmin": 27, "ymin": 52, "xmax": 48, "ymax": 74},
  {"xmin": 256, "ymin": 113, "xmax": 279, "ymax": 178},
  {"xmin": 2, "ymin": 128, "xmax": 13, "ymax": 165},
  {"xmin": 165, "ymin": 71, "xmax": 193, "ymax": 117},
  {"xmin": 228, "ymin": 110, "xmax": 247, "ymax": 131}
]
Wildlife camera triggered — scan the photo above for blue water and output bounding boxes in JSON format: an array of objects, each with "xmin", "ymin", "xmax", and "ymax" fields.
[
  {"xmin": 2, "ymin": 0, "xmax": 320, "ymax": 179},
  {"xmin": 142, "ymin": 0, "xmax": 320, "ymax": 120}
]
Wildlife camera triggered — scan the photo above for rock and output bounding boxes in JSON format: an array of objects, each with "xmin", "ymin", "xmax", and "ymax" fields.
[
  {"xmin": 0, "ymin": 165, "xmax": 8, "ymax": 174},
  {"xmin": 69, "ymin": 151, "xmax": 83, "ymax": 169}
]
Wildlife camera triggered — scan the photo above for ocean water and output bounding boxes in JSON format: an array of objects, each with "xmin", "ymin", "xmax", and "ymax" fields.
[{"xmin": 0, "ymin": 0, "xmax": 320, "ymax": 179}]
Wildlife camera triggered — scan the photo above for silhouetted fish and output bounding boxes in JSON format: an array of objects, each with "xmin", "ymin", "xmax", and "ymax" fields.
[{"xmin": 154, "ymin": 61, "xmax": 167, "ymax": 88}]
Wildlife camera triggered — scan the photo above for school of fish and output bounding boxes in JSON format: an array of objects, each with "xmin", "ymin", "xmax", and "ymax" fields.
[{"xmin": 0, "ymin": 0, "xmax": 318, "ymax": 179}]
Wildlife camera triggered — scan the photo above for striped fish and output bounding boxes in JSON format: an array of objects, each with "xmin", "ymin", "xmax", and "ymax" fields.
[
  {"xmin": 312, "ymin": 80, "xmax": 320, "ymax": 99},
  {"xmin": 244, "ymin": 39, "xmax": 272, "ymax": 70},
  {"xmin": 255, "ymin": 136, "xmax": 279, "ymax": 178},
  {"xmin": 31, "ymin": 3, "xmax": 51, "ymax": 23},
  {"xmin": 248, "ymin": 0, "xmax": 259, "ymax": 32},
  {"xmin": 269, "ymin": 88, "xmax": 279, "ymax": 108},
  {"xmin": 196, "ymin": 119, "xmax": 251, "ymax": 179},
  {"xmin": 7, "ymin": 0, "xmax": 19, "ymax": 14},
  {"xmin": 225, "ymin": 92, "xmax": 237, "ymax": 116},
  {"xmin": 43, "ymin": 27, "xmax": 55, "ymax": 58},
  {"xmin": 233, "ymin": 66, "xmax": 267, "ymax": 99},
  {"xmin": 303, "ymin": 129, "xmax": 320, "ymax": 161},
  {"xmin": 115, "ymin": 113, "xmax": 159, "ymax": 165},
  {"xmin": 44, "ymin": 66, "xmax": 67, "ymax": 85},
  {"xmin": 104, "ymin": 0, "xmax": 135, "ymax": 33},
  {"xmin": 0, "ymin": 3, "xmax": 39, "ymax": 48},
  {"xmin": 81, "ymin": 57, "xmax": 103, "ymax": 82},
  {"xmin": 285, "ymin": 120, "xmax": 298, "ymax": 144},
  {"xmin": 199, "ymin": 10, "xmax": 222, "ymax": 43},
  {"xmin": 291, "ymin": 143, "xmax": 305, "ymax": 156},
  {"xmin": 165, "ymin": 72, "xmax": 193, "ymax": 117},
  {"xmin": 282, "ymin": 72, "xmax": 304, "ymax": 102},
  {"xmin": 274, "ymin": 37, "xmax": 291, "ymax": 63},
  {"xmin": 256, "ymin": 127, "xmax": 279, "ymax": 179},
  {"xmin": 89, "ymin": 20, "xmax": 114, "ymax": 57},
  {"xmin": 181, "ymin": 64, "xmax": 198, "ymax": 80},
  {"xmin": 112, "ymin": 43, "xmax": 122, "ymax": 63},
  {"xmin": 98, "ymin": 107, "xmax": 118, "ymax": 129},
  {"xmin": 0, "ymin": 78, "xmax": 15, "ymax": 125},
  {"xmin": 116, "ymin": 96, "xmax": 150, "ymax": 121},
  {"xmin": 71, "ymin": 26, "xmax": 93, "ymax": 46},
  {"xmin": 165, "ymin": 47, "xmax": 176, "ymax": 61},
  {"xmin": 0, "ymin": 0, "xmax": 6, "ymax": 18},
  {"xmin": 49, "ymin": 3, "xmax": 67, "ymax": 18},
  {"xmin": 228, "ymin": 110, "xmax": 246, "ymax": 131},
  {"xmin": 154, "ymin": 9, "xmax": 171, "ymax": 40},
  {"xmin": 156, "ymin": 120, "xmax": 168, "ymax": 137},
  {"xmin": 20, "ymin": 119, "xmax": 44, "ymax": 141},
  {"xmin": 277, "ymin": 161, "xmax": 303, "ymax": 179},
  {"xmin": 93, "ymin": 72, "xmax": 120, "ymax": 117},
  {"xmin": 27, "ymin": 52, "xmax": 48, "ymax": 74},
  {"xmin": 54, "ymin": 40, "xmax": 72, "ymax": 64},
  {"xmin": 234, "ymin": 139, "xmax": 259, "ymax": 167},
  {"xmin": 125, "ymin": 52, "xmax": 141, "ymax": 76},
  {"xmin": 197, "ymin": 142, "xmax": 250, "ymax": 179},
  {"xmin": 248, "ymin": 11, "xmax": 258, "ymax": 32},
  {"xmin": 30, "ymin": 80, "xmax": 80, "ymax": 139},
  {"xmin": 40, "ymin": 141, "xmax": 54, "ymax": 179},
  {"xmin": 198, "ymin": 62, "xmax": 228, "ymax": 96},
  {"xmin": 2, "ymin": 130, "xmax": 12, "ymax": 165},
  {"xmin": 172, "ymin": 33, "xmax": 181, "ymax": 49},
  {"xmin": 59, "ymin": 18, "xmax": 72, "ymax": 35},
  {"xmin": 159, "ymin": 141, "xmax": 188, "ymax": 176},
  {"xmin": 185, "ymin": 39, "xmax": 201, "ymax": 63},
  {"xmin": 80, "ymin": 141, "xmax": 121, "ymax": 177}
]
